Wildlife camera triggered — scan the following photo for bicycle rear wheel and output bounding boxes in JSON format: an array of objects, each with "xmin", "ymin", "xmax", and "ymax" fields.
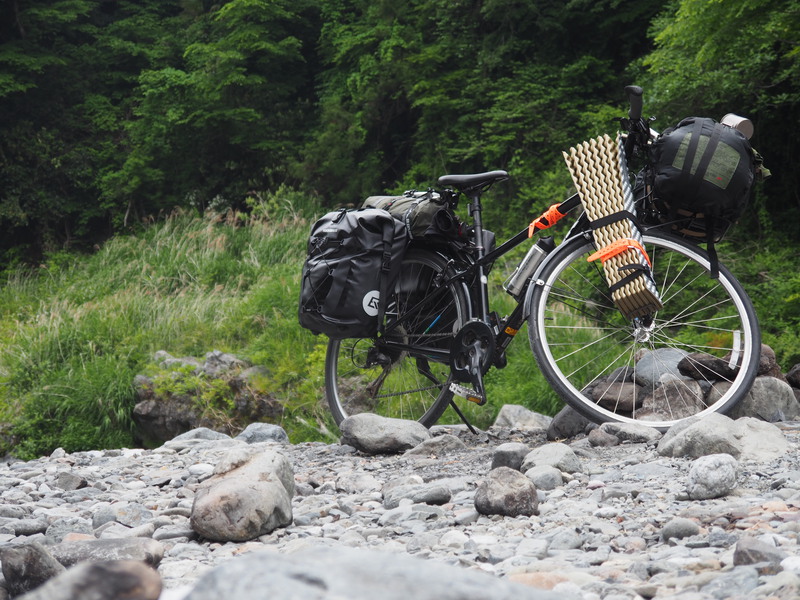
[
  {"xmin": 325, "ymin": 249, "xmax": 470, "ymax": 427},
  {"xmin": 528, "ymin": 231, "xmax": 760, "ymax": 430}
]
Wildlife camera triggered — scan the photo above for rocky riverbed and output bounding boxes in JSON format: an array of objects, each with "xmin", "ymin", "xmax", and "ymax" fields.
[{"xmin": 4, "ymin": 402, "xmax": 800, "ymax": 600}]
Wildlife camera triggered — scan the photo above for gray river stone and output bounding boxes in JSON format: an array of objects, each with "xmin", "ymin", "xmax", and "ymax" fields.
[
  {"xmin": 474, "ymin": 467, "xmax": 539, "ymax": 517},
  {"xmin": 3, "ymin": 373, "xmax": 800, "ymax": 600},
  {"xmin": 16, "ymin": 560, "xmax": 162, "ymax": 600},
  {"xmin": 521, "ymin": 442, "xmax": 583, "ymax": 474},
  {"xmin": 181, "ymin": 546, "xmax": 569, "ymax": 600},
  {"xmin": 0, "ymin": 542, "xmax": 65, "ymax": 597},
  {"xmin": 190, "ymin": 448, "xmax": 294, "ymax": 542},
  {"xmin": 339, "ymin": 413, "xmax": 431, "ymax": 454},
  {"xmin": 634, "ymin": 347, "xmax": 690, "ymax": 387},
  {"xmin": 687, "ymin": 453, "xmax": 738, "ymax": 500}
]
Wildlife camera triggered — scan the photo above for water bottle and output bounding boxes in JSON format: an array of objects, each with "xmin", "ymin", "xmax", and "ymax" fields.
[{"xmin": 503, "ymin": 236, "xmax": 555, "ymax": 297}]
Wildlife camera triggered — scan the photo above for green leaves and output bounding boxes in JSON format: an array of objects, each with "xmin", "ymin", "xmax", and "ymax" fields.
[
  {"xmin": 2, "ymin": 0, "xmax": 798, "ymax": 260},
  {"xmin": 640, "ymin": 0, "xmax": 800, "ymax": 240}
]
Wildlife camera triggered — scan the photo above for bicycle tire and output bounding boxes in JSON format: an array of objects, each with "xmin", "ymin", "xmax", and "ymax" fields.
[
  {"xmin": 325, "ymin": 248, "xmax": 471, "ymax": 427},
  {"xmin": 528, "ymin": 231, "xmax": 760, "ymax": 431}
]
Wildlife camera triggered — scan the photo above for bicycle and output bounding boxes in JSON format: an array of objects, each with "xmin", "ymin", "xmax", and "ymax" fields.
[{"xmin": 324, "ymin": 86, "xmax": 761, "ymax": 432}]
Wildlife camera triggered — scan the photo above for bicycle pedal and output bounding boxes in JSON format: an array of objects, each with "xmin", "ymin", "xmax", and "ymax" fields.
[{"xmin": 449, "ymin": 382, "xmax": 486, "ymax": 405}]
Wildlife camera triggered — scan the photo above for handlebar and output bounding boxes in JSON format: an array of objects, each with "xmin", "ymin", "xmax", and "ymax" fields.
[
  {"xmin": 623, "ymin": 85, "xmax": 647, "ymax": 161},
  {"xmin": 625, "ymin": 85, "xmax": 643, "ymax": 121}
]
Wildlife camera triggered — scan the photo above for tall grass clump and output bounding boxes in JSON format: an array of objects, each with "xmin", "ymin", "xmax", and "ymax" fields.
[{"xmin": 0, "ymin": 188, "xmax": 329, "ymax": 459}]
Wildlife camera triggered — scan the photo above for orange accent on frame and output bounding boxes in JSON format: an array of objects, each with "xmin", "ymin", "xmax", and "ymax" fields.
[{"xmin": 528, "ymin": 203, "xmax": 567, "ymax": 237}]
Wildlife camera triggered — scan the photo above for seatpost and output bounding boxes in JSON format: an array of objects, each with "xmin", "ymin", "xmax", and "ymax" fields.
[{"xmin": 467, "ymin": 191, "xmax": 491, "ymax": 324}]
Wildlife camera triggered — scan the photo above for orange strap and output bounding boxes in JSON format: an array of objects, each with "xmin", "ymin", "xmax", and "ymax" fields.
[
  {"xmin": 528, "ymin": 203, "xmax": 567, "ymax": 237},
  {"xmin": 587, "ymin": 238, "xmax": 652, "ymax": 267}
]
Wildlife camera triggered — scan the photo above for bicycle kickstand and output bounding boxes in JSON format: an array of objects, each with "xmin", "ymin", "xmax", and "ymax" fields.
[{"xmin": 448, "ymin": 399, "xmax": 479, "ymax": 435}]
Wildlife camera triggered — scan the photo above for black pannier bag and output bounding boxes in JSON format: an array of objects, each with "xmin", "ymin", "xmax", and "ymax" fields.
[
  {"xmin": 651, "ymin": 116, "xmax": 756, "ymax": 244},
  {"xmin": 299, "ymin": 207, "xmax": 408, "ymax": 339}
]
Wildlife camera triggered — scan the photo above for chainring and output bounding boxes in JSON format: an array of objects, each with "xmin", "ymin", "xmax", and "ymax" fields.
[{"xmin": 449, "ymin": 319, "xmax": 496, "ymax": 384}]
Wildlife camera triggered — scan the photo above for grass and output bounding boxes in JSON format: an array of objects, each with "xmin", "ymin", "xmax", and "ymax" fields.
[
  {"xmin": 0, "ymin": 190, "xmax": 334, "ymax": 458},
  {"xmin": 0, "ymin": 198, "xmax": 563, "ymax": 458},
  {"xmin": 1, "ymin": 191, "xmax": 795, "ymax": 458}
]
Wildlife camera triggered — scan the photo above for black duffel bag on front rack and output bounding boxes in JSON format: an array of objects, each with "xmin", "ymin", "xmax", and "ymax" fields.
[
  {"xmin": 650, "ymin": 116, "xmax": 756, "ymax": 243},
  {"xmin": 299, "ymin": 207, "xmax": 408, "ymax": 339},
  {"xmin": 641, "ymin": 116, "xmax": 758, "ymax": 278}
]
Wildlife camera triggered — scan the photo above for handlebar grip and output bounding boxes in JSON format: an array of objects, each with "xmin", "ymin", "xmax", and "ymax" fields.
[{"xmin": 625, "ymin": 85, "xmax": 643, "ymax": 121}]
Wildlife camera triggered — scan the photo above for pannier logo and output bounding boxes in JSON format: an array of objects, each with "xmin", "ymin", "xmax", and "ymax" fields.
[{"xmin": 362, "ymin": 291, "xmax": 380, "ymax": 317}]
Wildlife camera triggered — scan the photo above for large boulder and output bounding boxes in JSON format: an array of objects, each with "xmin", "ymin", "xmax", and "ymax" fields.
[
  {"xmin": 132, "ymin": 351, "xmax": 284, "ymax": 447},
  {"xmin": 339, "ymin": 413, "xmax": 430, "ymax": 454},
  {"xmin": 190, "ymin": 447, "xmax": 294, "ymax": 542},
  {"xmin": 181, "ymin": 546, "xmax": 565, "ymax": 600},
  {"xmin": 658, "ymin": 413, "xmax": 787, "ymax": 461},
  {"xmin": 0, "ymin": 542, "xmax": 65, "ymax": 597},
  {"xmin": 16, "ymin": 560, "xmax": 161, "ymax": 600},
  {"xmin": 726, "ymin": 376, "xmax": 800, "ymax": 422}
]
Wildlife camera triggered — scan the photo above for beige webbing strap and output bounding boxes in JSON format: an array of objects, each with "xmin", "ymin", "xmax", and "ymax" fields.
[{"xmin": 563, "ymin": 134, "xmax": 663, "ymax": 319}]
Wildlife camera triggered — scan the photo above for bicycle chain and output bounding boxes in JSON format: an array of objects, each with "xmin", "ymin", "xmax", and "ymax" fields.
[
  {"xmin": 369, "ymin": 332, "xmax": 455, "ymax": 397},
  {"xmin": 385, "ymin": 332, "xmax": 454, "ymax": 339},
  {"xmin": 374, "ymin": 383, "xmax": 444, "ymax": 398}
]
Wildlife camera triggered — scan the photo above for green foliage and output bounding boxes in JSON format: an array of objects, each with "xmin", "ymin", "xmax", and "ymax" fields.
[
  {"xmin": 119, "ymin": 0, "xmax": 317, "ymax": 216},
  {"xmin": 720, "ymin": 232, "xmax": 800, "ymax": 369},
  {"xmin": 245, "ymin": 185, "xmax": 323, "ymax": 222},
  {"xmin": 0, "ymin": 204, "xmax": 321, "ymax": 457},
  {"xmin": 3, "ymin": 0, "xmax": 796, "ymax": 252},
  {"xmin": 304, "ymin": 0, "xmax": 660, "ymax": 217},
  {"xmin": 151, "ymin": 364, "xmax": 237, "ymax": 415},
  {"xmin": 1, "ymin": 0, "xmax": 799, "ymax": 454},
  {"xmin": 10, "ymin": 354, "xmax": 138, "ymax": 461}
]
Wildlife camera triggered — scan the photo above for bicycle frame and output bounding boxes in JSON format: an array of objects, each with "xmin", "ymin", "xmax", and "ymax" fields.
[
  {"xmin": 372, "ymin": 86, "xmax": 660, "ymax": 401},
  {"xmin": 325, "ymin": 85, "xmax": 761, "ymax": 432},
  {"xmin": 375, "ymin": 191, "xmax": 585, "ymax": 367}
]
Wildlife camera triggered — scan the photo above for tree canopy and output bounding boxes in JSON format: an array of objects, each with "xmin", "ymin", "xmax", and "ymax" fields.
[{"xmin": 1, "ymin": 0, "xmax": 798, "ymax": 263}]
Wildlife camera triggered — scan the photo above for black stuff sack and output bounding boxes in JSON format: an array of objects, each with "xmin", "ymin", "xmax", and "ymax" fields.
[
  {"xmin": 299, "ymin": 207, "xmax": 408, "ymax": 339},
  {"xmin": 651, "ymin": 116, "xmax": 756, "ymax": 243},
  {"xmin": 363, "ymin": 190, "xmax": 458, "ymax": 241}
]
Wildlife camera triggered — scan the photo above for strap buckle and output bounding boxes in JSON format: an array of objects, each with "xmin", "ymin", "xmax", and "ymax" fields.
[{"xmin": 587, "ymin": 237, "xmax": 652, "ymax": 267}]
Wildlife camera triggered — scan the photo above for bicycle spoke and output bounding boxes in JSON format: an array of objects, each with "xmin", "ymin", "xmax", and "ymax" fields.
[{"xmin": 531, "ymin": 232, "xmax": 759, "ymax": 431}]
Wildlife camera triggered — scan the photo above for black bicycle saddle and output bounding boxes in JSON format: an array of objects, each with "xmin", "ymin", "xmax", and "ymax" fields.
[{"xmin": 437, "ymin": 170, "xmax": 509, "ymax": 193}]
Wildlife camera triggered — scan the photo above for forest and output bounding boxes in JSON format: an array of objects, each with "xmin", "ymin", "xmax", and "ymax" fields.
[
  {"xmin": 0, "ymin": 0, "xmax": 799, "ymax": 456},
  {"xmin": 2, "ymin": 0, "xmax": 798, "ymax": 258}
]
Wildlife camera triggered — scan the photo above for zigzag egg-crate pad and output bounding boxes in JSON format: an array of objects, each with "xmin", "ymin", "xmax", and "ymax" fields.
[{"xmin": 562, "ymin": 134, "xmax": 662, "ymax": 319}]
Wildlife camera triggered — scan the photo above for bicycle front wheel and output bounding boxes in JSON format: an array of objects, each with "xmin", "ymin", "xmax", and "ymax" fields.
[
  {"xmin": 528, "ymin": 231, "xmax": 760, "ymax": 430},
  {"xmin": 325, "ymin": 249, "xmax": 471, "ymax": 427}
]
